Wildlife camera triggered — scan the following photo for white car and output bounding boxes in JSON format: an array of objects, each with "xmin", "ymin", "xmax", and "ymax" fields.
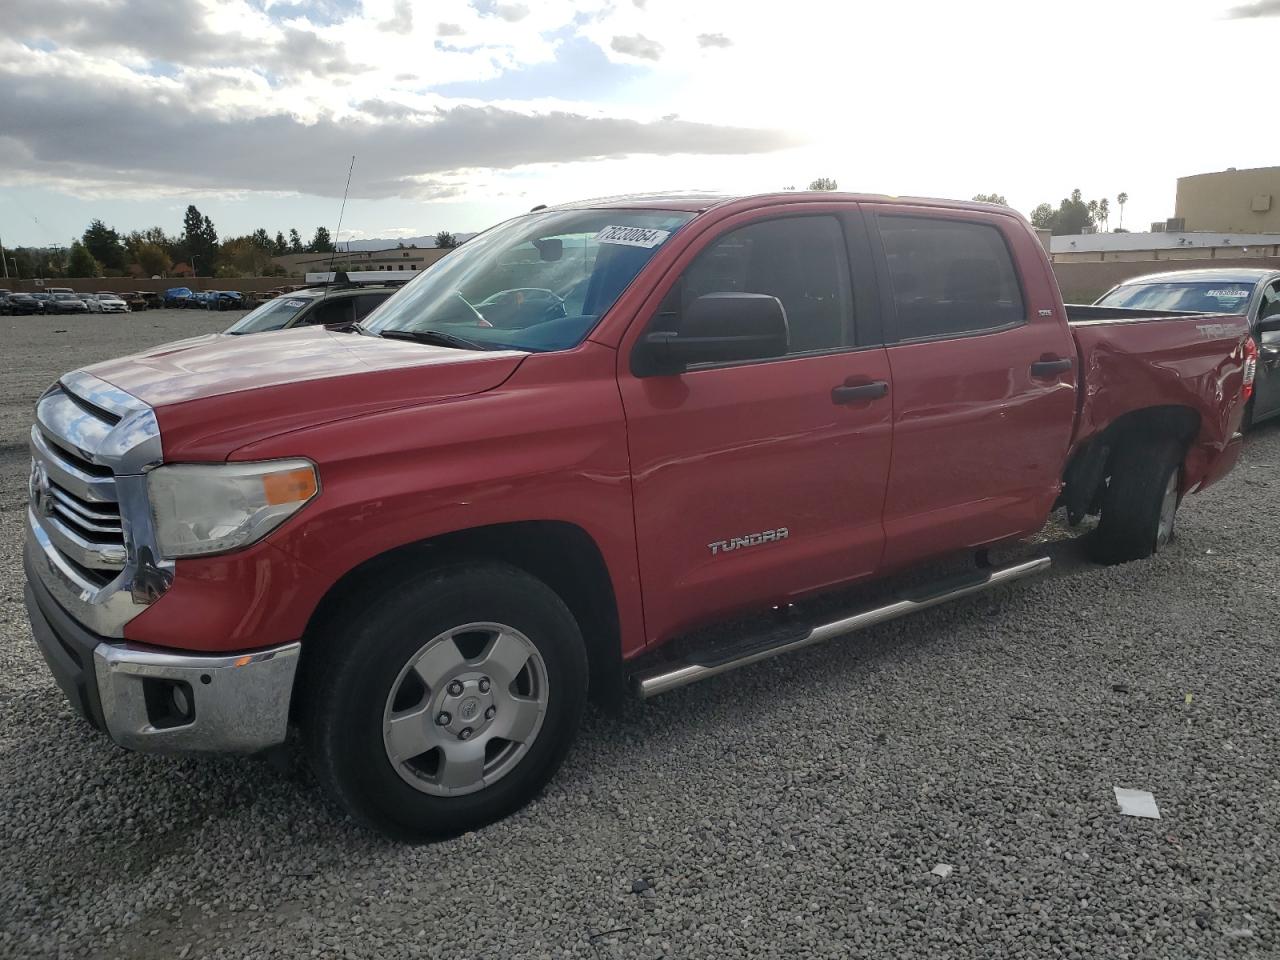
[{"xmin": 85, "ymin": 291, "xmax": 129, "ymax": 314}]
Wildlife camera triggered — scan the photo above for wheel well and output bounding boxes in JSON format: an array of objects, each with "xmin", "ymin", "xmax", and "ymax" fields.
[
  {"xmin": 301, "ymin": 521, "xmax": 625, "ymax": 707},
  {"xmin": 1060, "ymin": 405, "xmax": 1200, "ymax": 523}
]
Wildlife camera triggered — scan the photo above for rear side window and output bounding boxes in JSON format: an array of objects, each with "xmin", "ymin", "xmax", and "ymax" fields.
[
  {"xmin": 879, "ymin": 216, "xmax": 1024, "ymax": 341},
  {"xmin": 659, "ymin": 215, "xmax": 854, "ymax": 355}
]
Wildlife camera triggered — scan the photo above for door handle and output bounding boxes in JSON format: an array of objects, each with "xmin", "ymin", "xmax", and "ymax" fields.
[
  {"xmin": 831, "ymin": 380, "xmax": 889, "ymax": 404},
  {"xmin": 1030, "ymin": 357, "xmax": 1073, "ymax": 377}
]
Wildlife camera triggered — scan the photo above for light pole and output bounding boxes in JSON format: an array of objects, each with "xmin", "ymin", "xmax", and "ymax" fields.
[
  {"xmin": 8, "ymin": 257, "xmax": 17, "ymax": 281},
  {"xmin": 1, "ymin": 236, "xmax": 8, "ymax": 280}
]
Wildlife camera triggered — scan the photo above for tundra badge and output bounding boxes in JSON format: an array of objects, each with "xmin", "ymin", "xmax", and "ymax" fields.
[{"xmin": 708, "ymin": 527, "xmax": 790, "ymax": 556}]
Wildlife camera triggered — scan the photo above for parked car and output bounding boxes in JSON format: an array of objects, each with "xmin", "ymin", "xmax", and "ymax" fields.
[
  {"xmin": 80, "ymin": 293, "xmax": 104, "ymax": 313},
  {"xmin": 29, "ymin": 292, "xmax": 53, "ymax": 313},
  {"xmin": 242, "ymin": 291, "xmax": 276, "ymax": 309},
  {"xmin": 163, "ymin": 287, "xmax": 194, "ymax": 308},
  {"xmin": 23, "ymin": 192, "xmax": 1253, "ymax": 842},
  {"xmin": 119, "ymin": 292, "xmax": 147, "ymax": 311},
  {"xmin": 1095, "ymin": 267, "xmax": 1280, "ymax": 428},
  {"xmin": 45, "ymin": 287, "xmax": 73, "ymax": 295},
  {"xmin": 0, "ymin": 289, "xmax": 10, "ymax": 310},
  {"xmin": 46, "ymin": 292, "xmax": 89, "ymax": 314},
  {"xmin": 224, "ymin": 285, "xmax": 396, "ymax": 334},
  {"xmin": 5, "ymin": 293, "xmax": 43, "ymax": 315},
  {"xmin": 204, "ymin": 290, "xmax": 243, "ymax": 311},
  {"xmin": 95, "ymin": 292, "xmax": 129, "ymax": 314},
  {"xmin": 138, "ymin": 291, "xmax": 163, "ymax": 310}
]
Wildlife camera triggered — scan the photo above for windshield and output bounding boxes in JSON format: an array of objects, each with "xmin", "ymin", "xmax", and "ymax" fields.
[
  {"xmin": 225, "ymin": 294, "xmax": 316, "ymax": 334},
  {"xmin": 359, "ymin": 208, "xmax": 695, "ymax": 352},
  {"xmin": 1096, "ymin": 280, "xmax": 1257, "ymax": 314}
]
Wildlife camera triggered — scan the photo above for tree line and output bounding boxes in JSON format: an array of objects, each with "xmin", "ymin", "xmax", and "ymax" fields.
[
  {"xmin": 803, "ymin": 180, "xmax": 1133, "ymax": 238},
  {"xmin": 12, "ymin": 206, "xmax": 351, "ymax": 280},
  {"xmin": 972, "ymin": 190, "xmax": 1132, "ymax": 236}
]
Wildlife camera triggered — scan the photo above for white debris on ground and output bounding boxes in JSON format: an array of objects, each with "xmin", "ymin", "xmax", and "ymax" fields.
[{"xmin": 1114, "ymin": 787, "xmax": 1162, "ymax": 820}]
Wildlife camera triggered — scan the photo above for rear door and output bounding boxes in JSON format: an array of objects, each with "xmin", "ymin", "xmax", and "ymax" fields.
[
  {"xmin": 618, "ymin": 205, "xmax": 894, "ymax": 644},
  {"xmin": 865, "ymin": 206, "xmax": 1078, "ymax": 568}
]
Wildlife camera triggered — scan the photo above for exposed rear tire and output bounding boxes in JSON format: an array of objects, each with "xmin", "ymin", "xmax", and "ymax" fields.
[
  {"xmin": 303, "ymin": 562, "xmax": 587, "ymax": 842},
  {"xmin": 1090, "ymin": 438, "xmax": 1183, "ymax": 564}
]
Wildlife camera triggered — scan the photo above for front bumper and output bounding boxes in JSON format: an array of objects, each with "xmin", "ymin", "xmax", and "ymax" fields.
[{"xmin": 24, "ymin": 552, "xmax": 300, "ymax": 754}]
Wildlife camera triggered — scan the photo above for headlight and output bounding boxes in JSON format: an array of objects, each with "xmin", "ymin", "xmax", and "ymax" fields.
[{"xmin": 147, "ymin": 459, "xmax": 319, "ymax": 558}]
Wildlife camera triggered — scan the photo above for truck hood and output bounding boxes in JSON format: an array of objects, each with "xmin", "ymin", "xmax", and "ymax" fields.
[{"xmin": 83, "ymin": 327, "xmax": 527, "ymax": 460}]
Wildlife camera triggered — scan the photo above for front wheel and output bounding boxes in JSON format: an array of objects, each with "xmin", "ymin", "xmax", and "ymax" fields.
[
  {"xmin": 1090, "ymin": 438, "xmax": 1183, "ymax": 564},
  {"xmin": 303, "ymin": 563, "xmax": 588, "ymax": 841}
]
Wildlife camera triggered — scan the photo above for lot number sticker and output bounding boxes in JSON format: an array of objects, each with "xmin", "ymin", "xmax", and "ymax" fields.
[{"xmin": 595, "ymin": 225, "xmax": 671, "ymax": 248}]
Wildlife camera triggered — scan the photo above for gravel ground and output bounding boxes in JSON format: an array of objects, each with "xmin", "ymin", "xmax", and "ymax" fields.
[{"xmin": 1, "ymin": 313, "xmax": 1278, "ymax": 960}]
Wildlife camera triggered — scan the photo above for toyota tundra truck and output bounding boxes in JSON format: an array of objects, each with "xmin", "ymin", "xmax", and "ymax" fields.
[{"xmin": 23, "ymin": 193, "xmax": 1255, "ymax": 840}]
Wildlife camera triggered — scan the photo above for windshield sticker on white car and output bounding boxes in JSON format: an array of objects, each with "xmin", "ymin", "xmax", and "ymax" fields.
[
  {"xmin": 1207, "ymin": 289, "xmax": 1251, "ymax": 299},
  {"xmin": 594, "ymin": 225, "xmax": 671, "ymax": 248}
]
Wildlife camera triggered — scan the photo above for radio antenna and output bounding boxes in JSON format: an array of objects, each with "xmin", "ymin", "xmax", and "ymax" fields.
[
  {"xmin": 326, "ymin": 154, "xmax": 356, "ymax": 281},
  {"xmin": 314, "ymin": 155, "xmax": 355, "ymax": 314}
]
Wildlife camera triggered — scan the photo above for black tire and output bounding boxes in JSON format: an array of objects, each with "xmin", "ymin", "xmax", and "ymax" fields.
[
  {"xmin": 1090, "ymin": 438, "xmax": 1183, "ymax": 564},
  {"xmin": 303, "ymin": 562, "xmax": 588, "ymax": 841}
]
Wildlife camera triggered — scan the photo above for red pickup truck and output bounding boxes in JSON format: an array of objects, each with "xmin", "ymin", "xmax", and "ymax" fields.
[{"xmin": 24, "ymin": 193, "xmax": 1254, "ymax": 840}]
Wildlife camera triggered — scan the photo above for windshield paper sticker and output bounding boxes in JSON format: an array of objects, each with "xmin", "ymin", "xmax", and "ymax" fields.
[
  {"xmin": 1207, "ymin": 289, "xmax": 1251, "ymax": 299},
  {"xmin": 595, "ymin": 225, "xmax": 671, "ymax": 248},
  {"xmin": 284, "ymin": 299, "xmax": 307, "ymax": 308}
]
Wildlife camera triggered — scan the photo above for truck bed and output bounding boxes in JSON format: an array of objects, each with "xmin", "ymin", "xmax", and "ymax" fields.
[
  {"xmin": 1065, "ymin": 304, "xmax": 1250, "ymax": 492},
  {"xmin": 1065, "ymin": 304, "xmax": 1206, "ymax": 324}
]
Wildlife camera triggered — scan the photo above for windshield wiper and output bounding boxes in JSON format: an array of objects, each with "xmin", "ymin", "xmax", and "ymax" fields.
[{"xmin": 377, "ymin": 328, "xmax": 487, "ymax": 350}]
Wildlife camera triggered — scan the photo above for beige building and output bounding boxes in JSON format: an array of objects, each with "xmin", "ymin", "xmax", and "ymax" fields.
[
  {"xmin": 272, "ymin": 246, "xmax": 451, "ymax": 277},
  {"xmin": 1174, "ymin": 165, "xmax": 1280, "ymax": 233}
]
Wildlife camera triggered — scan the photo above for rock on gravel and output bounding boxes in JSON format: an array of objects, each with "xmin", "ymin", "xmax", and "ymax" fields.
[{"xmin": 1, "ymin": 315, "xmax": 1278, "ymax": 959}]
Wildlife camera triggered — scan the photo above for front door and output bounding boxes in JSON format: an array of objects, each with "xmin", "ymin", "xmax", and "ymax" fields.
[
  {"xmin": 1253, "ymin": 279, "xmax": 1280, "ymax": 421},
  {"xmin": 618, "ymin": 208, "xmax": 894, "ymax": 645},
  {"xmin": 865, "ymin": 206, "xmax": 1079, "ymax": 568}
]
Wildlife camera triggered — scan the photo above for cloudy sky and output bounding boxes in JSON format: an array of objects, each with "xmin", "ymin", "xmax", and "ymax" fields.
[{"xmin": 1, "ymin": 0, "xmax": 1277, "ymax": 247}]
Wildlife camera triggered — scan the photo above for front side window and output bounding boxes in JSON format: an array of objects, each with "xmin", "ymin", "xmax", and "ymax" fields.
[
  {"xmin": 353, "ymin": 293, "xmax": 390, "ymax": 320},
  {"xmin": 654, "ymin": 215, "xmax": 854, "ymax": 355},
  {"xmin": 1256, "ymin": 281, "xmax": 1280, "ymax": 323},
  {"xmin": 360, "ymin": 208, "xmax": 695, "ymax": 353},
  {"xmin": 879, "ymin": 216, "xmax": 1025, "ymax": 340},
  {"xmin": 306, "ymin": 298, "xmax": 355, "ymax": 325}
]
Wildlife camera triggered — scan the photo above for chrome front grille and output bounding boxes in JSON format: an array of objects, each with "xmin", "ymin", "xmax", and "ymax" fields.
[
  {"xmin": 31, "ymin": 428, "xmax": 127, "ymax": 580},
  {"xmin": 25, "ymin": 370, "xmax": 169, "ymax": 638}
]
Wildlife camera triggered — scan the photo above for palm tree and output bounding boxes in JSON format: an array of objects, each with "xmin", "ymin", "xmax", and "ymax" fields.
[
  {"xmin": 1098, "ymin": 198, "xmax": 1110, "ymax": 232},
  {"xmin": 1117, "ymin": 192, "xmax": 1128, "ymax": 230}
]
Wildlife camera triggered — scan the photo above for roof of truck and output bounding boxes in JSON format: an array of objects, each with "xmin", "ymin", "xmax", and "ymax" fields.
[{"xmin": 546, "ymin": 191, "xmax": 1020, "ymax": 216}]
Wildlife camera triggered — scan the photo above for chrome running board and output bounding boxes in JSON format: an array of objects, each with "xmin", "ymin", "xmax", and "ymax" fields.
[{"xmin": 634, "ymin": 556, "xmax": 1051, "ymax": 699}]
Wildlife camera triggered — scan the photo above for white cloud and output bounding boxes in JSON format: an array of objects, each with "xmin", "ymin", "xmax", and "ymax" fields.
[{"xmin": 0, "ymin": 0, "xmax": 1273, "ymax": 240}]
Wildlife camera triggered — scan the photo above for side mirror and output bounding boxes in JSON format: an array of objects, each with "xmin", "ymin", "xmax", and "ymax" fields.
[
  {"xmin": 634, "ymin": 292, "xmax": 789, "ymax": 376},
  {"xmin": 1259, "ymin": 314, "xmax": 1280, "ymax": 335}
]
